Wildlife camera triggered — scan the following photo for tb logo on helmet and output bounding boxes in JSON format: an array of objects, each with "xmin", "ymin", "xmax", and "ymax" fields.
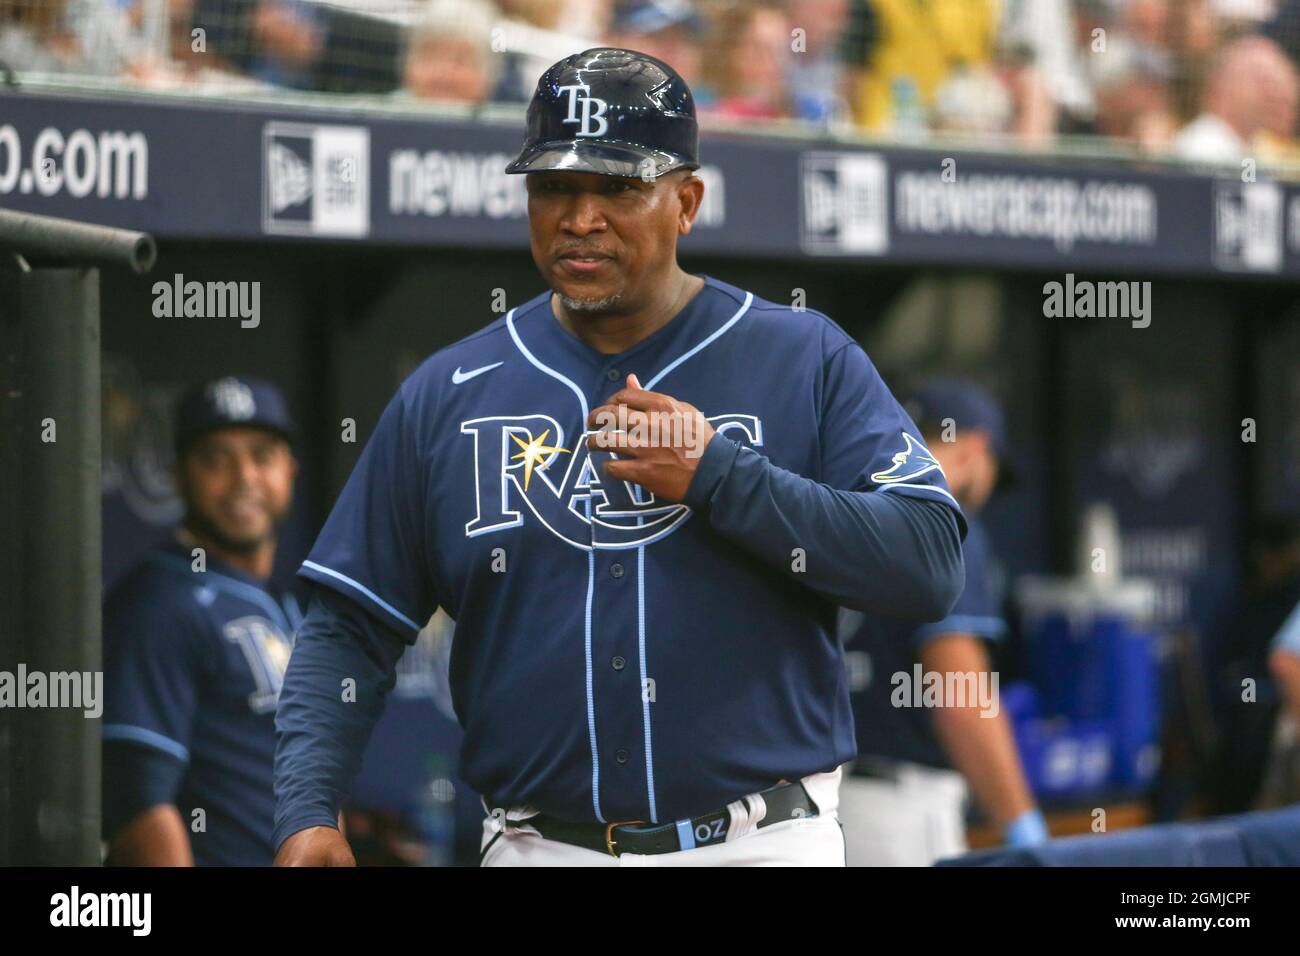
[{"xmin": 557, "ymin": 83, "xmax": 609, "ymax": 137}]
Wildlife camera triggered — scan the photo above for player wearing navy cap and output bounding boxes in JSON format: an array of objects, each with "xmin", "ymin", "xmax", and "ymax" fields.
[
  {"xmin": 274, "ymin": 49, "xmax": 965, "ymax": 866},
  {"xmin": 102, "ymin": 376, "xmax": 303, "ymax": 865},
  {"xmin": 838, "ymin": 379, "xmax": 1047, "ymax": 866}
]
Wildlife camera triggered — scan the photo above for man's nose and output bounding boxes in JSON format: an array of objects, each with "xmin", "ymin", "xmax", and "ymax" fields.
[
  {"xmin": 560, "ymin": 193, "xmax": 607, "ymax": 235},
  {"xmin": 233, "ymin": 454, "xmax": 261, "ymax": 487}
]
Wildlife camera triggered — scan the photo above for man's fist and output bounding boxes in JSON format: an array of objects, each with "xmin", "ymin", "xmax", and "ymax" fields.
[
  {"xmin": 274, "ymin": 826, "xmax": 356, "ymax": 867},
  {"xmin": 587, "ymin": 374, "xmax": 717, "ymax": 503}
]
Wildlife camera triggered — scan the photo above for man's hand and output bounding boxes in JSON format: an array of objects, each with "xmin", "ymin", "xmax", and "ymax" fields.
[
  {"xmin": 587, "ymin": 374, "xmax": 716, "ymax": 503},
  {"xmin": 274, "ymin": 825, "xmax": 356, "ymax": 867}
]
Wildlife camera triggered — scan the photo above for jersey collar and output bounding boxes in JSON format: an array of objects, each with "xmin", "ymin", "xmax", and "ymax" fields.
[{"xmin": 512, "ymin": 274, "xmax": 730, "ymax": 377}]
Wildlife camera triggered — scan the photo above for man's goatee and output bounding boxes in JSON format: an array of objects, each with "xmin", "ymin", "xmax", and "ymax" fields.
[{"xmin": 557, "ymin": 292, "xmax": 623, "ymax": 314}]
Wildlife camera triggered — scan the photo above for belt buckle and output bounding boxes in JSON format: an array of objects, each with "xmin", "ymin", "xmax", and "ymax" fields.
[{"xmin": 604, "ymin": 819, "xmax": 646, "ymax": 857}]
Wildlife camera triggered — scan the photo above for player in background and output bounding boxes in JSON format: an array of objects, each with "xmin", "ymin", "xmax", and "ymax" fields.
[
  {"xmin": 1211, "ymin": 517, "xmax": 1300, "ymax": 813},
  {"xmin": 838, "ymin": 379, "xmax": 1047, "ymax": 866},
  {"xmin": 102, "ymin": 377, "xmax": 303, "ymax": 865}
]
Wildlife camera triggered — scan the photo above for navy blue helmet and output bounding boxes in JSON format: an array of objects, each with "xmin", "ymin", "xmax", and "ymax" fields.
[{"xmin": 505, "ymin": 47, "xmax": 699, "ymax": 179}]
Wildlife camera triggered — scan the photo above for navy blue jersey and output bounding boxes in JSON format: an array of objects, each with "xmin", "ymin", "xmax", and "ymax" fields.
[
  {"xmin": 843, "ymin": 515, "xmax": 1005, "ymax": 770},
  {"xmin": 103, "ymin": 539, "xmax": 301, "ymax": 865},
  {"xmin": 288, "ymin": 275, "xmax": 963, "ymax": 829}
]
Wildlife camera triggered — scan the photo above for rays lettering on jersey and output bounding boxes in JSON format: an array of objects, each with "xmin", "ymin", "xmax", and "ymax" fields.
[
  {"xmin": 462, "ymin": 413, "xmax": 763, "ymax": 550},
  {"xmin": 223, "ymin": 616, "xmax": 292, "ymax": 713}
]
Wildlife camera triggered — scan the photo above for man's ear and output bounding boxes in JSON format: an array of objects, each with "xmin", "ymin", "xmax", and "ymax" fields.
[{"xmin": 676, "ymin": 173, "xmax": 705, "ymax": 235}]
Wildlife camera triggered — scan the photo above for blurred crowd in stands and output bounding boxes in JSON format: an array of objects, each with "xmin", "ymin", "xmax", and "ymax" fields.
[{"xmin": 4, "ymin": 0, "xmax": 1300, "ymax": 163}]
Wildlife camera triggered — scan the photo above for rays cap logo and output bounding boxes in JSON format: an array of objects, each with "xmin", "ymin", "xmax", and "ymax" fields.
[
  {"xmin": 505, "ymin": 48, "xmax": 699, "ymax": 180},
  {"xmin": 209, "ymin": 377, "xmax": 256, "ymax": 421},
  {"xmin": 173, "ymin": 375, "xmax": 297, "ymax": 460}
]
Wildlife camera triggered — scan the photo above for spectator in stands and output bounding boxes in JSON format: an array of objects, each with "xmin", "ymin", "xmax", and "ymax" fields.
[
  {"xmin": 1126, "ymin": 0, "xmax": 1174, "ymax": 47},
  {"xmin": 1173, "ymin": 35, "xmax": 1298, "ymax": 163},
  {"xmin": 0, "ymin": 0, "xmax": 74, "ymax": 74},
  {"xmin": 604, "ymin": 0, "xmax": 705, "ymax": 96},
  {"xmin": 0, "ymin": 0, "xmax": 156, "ymax": 78},
  {"xmin": 190, "ymin": 0, "xmax": 324, "ymax": 88},
  {"xmin": 929, "ymin": 21, "xmax": 1062, "ymax": 146},
  {"xmin": 998, "ymin": 0, "xmax": 1094, "ymax": 133},
  {"xmin": 1166, "ymin": 0, "xmax": 1221, "ymax": 123},
  {"xmin": 931, "ymin": 64, "xmax": 1015, "ymax": 140},
  {"xmin": 497, "ymin": 0, "xmax": 610, "ymax": 35},
  {"xmin": 491, "ymin": 0, "xmax": 611, "ymax": 102},
  {"xmin": 845, "ymin": 0, "xmax": 999, "ymax": 134},
  {"xmin": 250, "ymin": 0, "xmax": 324, "ymax": 88},
  {"xmin": 401, "ymin": 0, "xmax": 501, "ymax": 105},
  {"xmin": 784, "ymin": 0, "xmax": 851, "ymax": 124},
  {"xmin": 1267, "ymin": 0, "xmax": 1300, "ymax": 71},
  {"xmin": 700, "ymin": 0, "xmax": 791, "ymax": 121},
  {"xmin": 1213, "ymin": 0, "xmax": 1277, "ymax": 31},
  {"xmin": 1087, "ymin": 31, "xmax": 1179, "ymax": 153}
]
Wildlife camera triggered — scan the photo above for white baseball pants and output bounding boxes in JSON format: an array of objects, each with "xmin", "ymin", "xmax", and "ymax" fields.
[{"xmin": 480, "ymin": 766, "xmax": 847, "ymax": 866}]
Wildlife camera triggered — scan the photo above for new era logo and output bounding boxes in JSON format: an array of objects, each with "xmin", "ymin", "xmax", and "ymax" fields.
[
  {"xmin": 1213, "ymin": 180, "xmax": 1281, "ymax": 273},
  {"xmin": 800, "ymin": 152, "xmax": 889, "ymax": 256},
  {"xmin": 262, "ymin": 122, "xmax": 370, "ymax": 238}
]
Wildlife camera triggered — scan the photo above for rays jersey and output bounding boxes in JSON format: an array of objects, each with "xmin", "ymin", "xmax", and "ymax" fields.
[
  {"xmin": 296, "ymin": 275, "xmax": 962, "ymax": 826},
  {"xmin": 103, "ymin": 539, "xmax": 301, "ymax": 865}
]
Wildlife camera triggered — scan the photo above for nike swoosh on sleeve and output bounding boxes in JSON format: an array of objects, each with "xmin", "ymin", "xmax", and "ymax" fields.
[{"xmin": 451, "ymin": 362, "xmax": 504, "ymax": 384}]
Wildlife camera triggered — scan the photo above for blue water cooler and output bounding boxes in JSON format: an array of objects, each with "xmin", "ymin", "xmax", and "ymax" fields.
[{"xmin": 1014, "ymin": 577, "xmax": 1161, "ymax": 799}]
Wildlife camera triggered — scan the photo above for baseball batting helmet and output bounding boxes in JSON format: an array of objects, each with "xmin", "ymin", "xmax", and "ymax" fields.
[{"xmin": 504, "ymin": 47, "xmax": 699, "ymax": 179}]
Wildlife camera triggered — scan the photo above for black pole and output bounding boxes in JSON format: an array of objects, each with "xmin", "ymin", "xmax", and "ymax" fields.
[
  {"xmin": 0, "ymin": 211, "xmax": 153, "ymax": 865},
  {"xmin": 0, "ymin": 262, "xmax": 103, "ymax": 865},
  {"xmin": 0, "ymin": 209, "xmax": 156, "ymax": 274}
]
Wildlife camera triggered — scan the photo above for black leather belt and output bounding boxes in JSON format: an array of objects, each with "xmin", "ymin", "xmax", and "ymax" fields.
[
  {"xmin": 849, "ymin": 756, "xmax": 904, "ymax": 782},
  {"xmin": 490, "ymin": 780, "xmax": 820, "ymax": 858}
]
